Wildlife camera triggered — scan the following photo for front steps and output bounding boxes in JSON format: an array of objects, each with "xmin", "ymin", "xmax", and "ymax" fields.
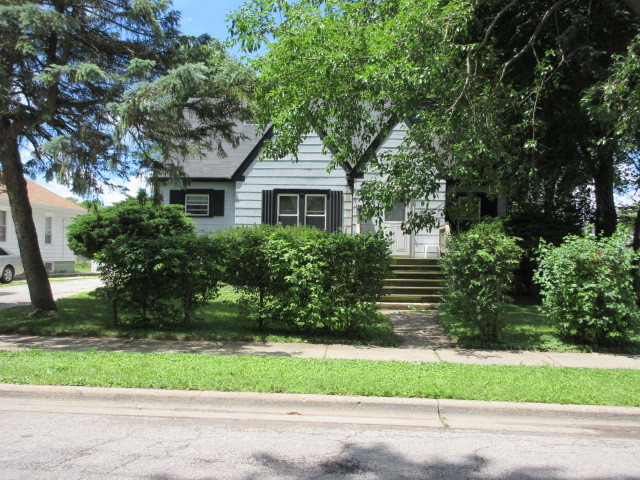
[{"xmin": 379, "ymin": 258, "xmax": 444, "ymax": 311}]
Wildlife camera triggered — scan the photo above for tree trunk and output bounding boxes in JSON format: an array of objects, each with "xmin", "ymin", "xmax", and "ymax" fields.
[
  {"xmin": 593, "ymin": 152, "xmax": 617, "ymax": 237},
  {"xmin": 633, "ymin": 201, "xmax": 640, "ymax": 296},
  {"xmin": 0, "ymin": 136, "xmax": 57, "ymax": 311}
]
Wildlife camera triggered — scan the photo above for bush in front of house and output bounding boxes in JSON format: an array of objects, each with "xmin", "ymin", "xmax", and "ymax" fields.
[
  {"xmin": 535, "ymin": 230, "xmax": 640, "ymax": 345},
  {"xmin": 216, "ymin": 225, "xmax": 392, "ymax": 334},
  {"xmin": 96, "ymin": 234, "xmax": 225, "ymax": 329},
  {"xmin": 264, "ymin": 228, "xmax": 392, "ymax": 334},
  {"xmin": 67, "ymin": 195, "xmax": 195, "ymax": 259},
  {"xmin": 440, "ymin": 220, "xmax": 522, "ymax": 344}
]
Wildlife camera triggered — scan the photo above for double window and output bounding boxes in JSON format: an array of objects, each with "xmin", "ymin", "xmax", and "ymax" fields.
[{"xmin": 277, "ymin": 193, "xmax": 327, "ymax": 230}]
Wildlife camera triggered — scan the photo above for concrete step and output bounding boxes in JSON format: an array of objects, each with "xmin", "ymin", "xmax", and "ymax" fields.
[
  {"xmin": 384, "ymin": 294, "xmax": 442, "ymax": 303},
  {"xmin": 390, "ymin": 264, "xmax": 442, "ymax": 272},
  {"xmin": 377, "ymin": 301, "xmax": 439, "ymax": 311},
  {"xmin": 391, "ymin": 257, "xmax": 440, "ymax": 267},
  {"xmin": 383, "ymin": 286, "xmax": 443, "ymax": 295},
  {"xmin": 383, "ymin": 278, "xmax": 445, "ymax": 287},
  {"xmin": 390, "ymin": 270, "xmax": 445, "ymax": 280}
]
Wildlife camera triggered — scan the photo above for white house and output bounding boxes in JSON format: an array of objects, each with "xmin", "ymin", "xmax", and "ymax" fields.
[
  {"xmin": 160, "ymin": 120, "xmax": 502, "ymax": 258},
  {"xmin": 0, "ymin": 179, "xmax": 86, "ymax": 273}
]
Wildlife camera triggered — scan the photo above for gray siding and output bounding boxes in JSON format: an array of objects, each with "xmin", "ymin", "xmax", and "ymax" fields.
[
  {"xmin": 235, "ymin": 133, "xmax": 350, "ymax": 227},
  {"xmin": 353, "ymin": 122, "xmax": 446, "ymax": 258}
]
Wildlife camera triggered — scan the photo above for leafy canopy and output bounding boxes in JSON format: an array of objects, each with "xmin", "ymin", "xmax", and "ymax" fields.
[{"xmin": 229, "ymin": 0, "xmax": 640, "ymax": 232}]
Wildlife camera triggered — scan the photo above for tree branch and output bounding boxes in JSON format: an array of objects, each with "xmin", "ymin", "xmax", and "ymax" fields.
[{"xmin": 499, "ymin": 0, "xmax": 575, "ymax": 82}]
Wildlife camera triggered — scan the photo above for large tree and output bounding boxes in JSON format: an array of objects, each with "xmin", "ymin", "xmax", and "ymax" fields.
[
  {"xmin": 0, "ymin": 0, "xmax": 252, "ymax": 311},
  {"xmin": 229, "ymin": 0, "xmax": 640, "ymax": 236}
]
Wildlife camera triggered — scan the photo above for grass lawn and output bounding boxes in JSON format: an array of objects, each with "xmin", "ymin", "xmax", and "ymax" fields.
[
  {"xmin": 0, "ymin": 349, "xmax": 638, "ymax": 406},
  {"xmin": 74, "ymin": 260, "xmax": 92, "ymax": 273},
  {"xmin": 0, "ymin": 287, "xmax": 397, "ymax": 347},
  {"xmin": 438, "ymin": 302, "xmax": 640, "ymax": 354}
]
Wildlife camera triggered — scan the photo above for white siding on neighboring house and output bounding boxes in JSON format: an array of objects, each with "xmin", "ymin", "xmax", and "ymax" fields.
[
  {"xmin": 352, "ymin": 122, "xmax": 446, "ymax": 258},
  {"xmin": 235, "ymin": 132, "xmax": 351, "ymax": 230},
  {"xmin": 159, "ymin": 182, "xmax": 235, "ymax": 233},
  {"xmin": 0, "ymin": 197, "xmax": 83, "ymax": 270}
]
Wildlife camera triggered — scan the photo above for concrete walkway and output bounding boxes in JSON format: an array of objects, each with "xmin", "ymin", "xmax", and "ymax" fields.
[{"xmin": 1, "ymin": 309, "xmax": 639, "ymax": 370}]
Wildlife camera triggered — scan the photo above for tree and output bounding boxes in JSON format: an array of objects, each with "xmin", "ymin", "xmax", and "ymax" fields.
[
  {"xmin": 228, "ymin": 0, "xmax": 640, "ymax": 237},
  {"xmin": 0, "ymin": 0, "xmax": 252, "ymax": 311},
  {"xmin": 66, "ymin": 195, "xmax": 195, "ymax": 259}
]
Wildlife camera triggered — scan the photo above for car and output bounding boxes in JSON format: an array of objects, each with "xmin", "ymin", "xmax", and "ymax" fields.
[{"xmin": 0, "ymin": 247, "xmax": 24, "ymax": 283}]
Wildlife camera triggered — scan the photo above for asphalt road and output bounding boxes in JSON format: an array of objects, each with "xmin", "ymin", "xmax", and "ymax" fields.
[
  {"xmin": 0, "ymin": 277, "xmax": 101, "ymax": 309},
  {"xmin": 1, "ymin": 386, "xmax": 639, "ymax": 480}
]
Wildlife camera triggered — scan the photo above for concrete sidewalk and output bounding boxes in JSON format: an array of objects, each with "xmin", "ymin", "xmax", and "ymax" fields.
[{"xmin": 1, "ymin": 332, "xmax": 639, "ymax": 369}]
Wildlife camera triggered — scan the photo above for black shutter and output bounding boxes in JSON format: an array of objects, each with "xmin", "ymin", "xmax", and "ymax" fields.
[
  {"xmin": 479, "ymin": 193, "xmax": 498, "ymax": 218},
  {"xmin": 169, "ymin": 190, "xmax": 185, "ymax": 205},
  {"xmin": 261, "ymin": 190, "xmax": 277, "ymax": 225},
  {"xmin": 327, "ymin": 191, "xmax": 343, "ymax": 233},
  {"xmin": 209, "ymin": 190, "xmax": 225, "ymax": 217}
]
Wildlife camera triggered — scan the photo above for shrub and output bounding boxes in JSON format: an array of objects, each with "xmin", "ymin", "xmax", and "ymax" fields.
[
  {"xmin": 535, "ymin": 230, "xmax": 640, "ymax": 345},
  {"xmin": 96, "ymin": 234, "xmax": 225, "ymax": 328},
  {"xmin": 440, "ymin": 220, "xmax": 522, "ymax": 344},
  {"xmin": 67, "ymin": 196, "xmax": 195, "ymax": 259},
  {"xmin": 215, "ymin": 226, "xmax": 391, "ymax": 334}
]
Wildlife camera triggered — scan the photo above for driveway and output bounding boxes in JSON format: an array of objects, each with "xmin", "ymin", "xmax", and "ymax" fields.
[{"xmin": 0, "ymin": 277, "xmax": 102, "ymax": 310}]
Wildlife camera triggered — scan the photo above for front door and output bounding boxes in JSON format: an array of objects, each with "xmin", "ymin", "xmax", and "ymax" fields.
[{"xmin": 383, "ymin": 201, "xmax": 411, "ymax": 256}]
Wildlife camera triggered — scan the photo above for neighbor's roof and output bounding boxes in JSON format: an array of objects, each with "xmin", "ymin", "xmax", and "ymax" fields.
[{"xmin": 0, "ymin": 179, "xmax": 86, "ymax": 212}]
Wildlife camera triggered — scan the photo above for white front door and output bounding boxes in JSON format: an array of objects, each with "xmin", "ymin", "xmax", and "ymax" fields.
[{"xmin": 383, "ymin": 202, "xmax": 411, "ymax": 256}]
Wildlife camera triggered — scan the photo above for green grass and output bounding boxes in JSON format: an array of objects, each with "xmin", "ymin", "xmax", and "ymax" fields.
[
  {"xmin": 74, "ymin": 260, "xmax": 92, "ymax": 273},
  {"xmin": 0, "ymin": 287, "xmax": 397, "ymax": 346},
  {"xmin": 438, "ymin": 303, "xmax": 640, "ymax": 353},
  {"xmin": 0, "ymin": 349, "xmax": 638, "ymax": 406}
]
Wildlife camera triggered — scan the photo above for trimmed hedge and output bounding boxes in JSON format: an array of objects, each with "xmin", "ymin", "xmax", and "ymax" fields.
[{"xmin": 216, "ymin": 225, "xmax": 392, "ymax": 334}]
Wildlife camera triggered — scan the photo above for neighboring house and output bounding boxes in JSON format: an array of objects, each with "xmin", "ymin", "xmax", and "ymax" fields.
[
  {"xmin": 0, "ymin": 179, "xmax": 86, "ymax": 273},
  {"xmin": 160, "ymin": 120, "xmax": 504, "ymax": 258}
]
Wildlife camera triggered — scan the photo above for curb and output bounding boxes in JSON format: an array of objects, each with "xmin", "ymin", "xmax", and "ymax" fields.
[{"xmin": 1, "ymin": 383, "xmax": 639, "ymax": 437}]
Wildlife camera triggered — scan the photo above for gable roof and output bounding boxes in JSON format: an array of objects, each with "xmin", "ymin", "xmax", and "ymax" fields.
[
  {"xmin": 177, "ymin": 121, "xmax": 266, "ymax": 180},
  {"xmin": 0, "ymin": 179, "xmax": 86, "ymax": 212}
]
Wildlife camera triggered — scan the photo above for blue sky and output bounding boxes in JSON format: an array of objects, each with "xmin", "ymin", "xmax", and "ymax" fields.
[{"xmin": 38, "ymin": 0, "xmax": 249, "ymax": 204}]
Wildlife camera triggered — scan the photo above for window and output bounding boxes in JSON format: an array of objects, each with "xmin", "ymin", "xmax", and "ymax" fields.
[
  {"xmin": 385, "ymin": 202, "xmax": 406, "ymax": 222},
  {"xmin": 276, "ymin": 193, "xmax": 328, "ymax": 229},
  {"xmin": 0, "ymin": 211, "xmax": 6, "ymax": 242},
  {"xmin": 185, "ymin": 194, "xmax": 210, "ymax": 216},
  {"xmin": 44, "ymin": 216, "xmax": 53, "ymax": 244},
  {"xmin": 305, "ymin": 195, "xmax": 326, "ymax": 230},
  {"xmin": 277, "ymin": 194, "xmax": 299, "ymax": 226},
  {"xmin": 263, "ymin": 190, "xmax": 342, "ymax": 233}
]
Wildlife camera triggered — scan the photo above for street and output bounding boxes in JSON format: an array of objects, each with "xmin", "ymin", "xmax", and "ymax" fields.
[
  {"xmin": 0, "ymin": 386, "xmax": 639, "ymax": 480},
  {"xmin": 0, "ymin": 277, "xmax": 101, "ymax": 309}
]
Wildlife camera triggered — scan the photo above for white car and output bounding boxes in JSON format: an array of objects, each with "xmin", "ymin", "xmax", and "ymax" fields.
[{"xmin": 0, "ymin": 247, "xmax": 24, "ymax": 283}]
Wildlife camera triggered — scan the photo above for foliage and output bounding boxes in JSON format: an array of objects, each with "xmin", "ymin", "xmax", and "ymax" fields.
[
  {"xmin": 215, "ymin": 225, "xmax": 392, "ymax": 334},
  {"xmin": 67, "ymin": 196, "xmax": 195, "ymax": 259},
  {"xmin": 95, "ymin": 234, "xmax": 225, "ymax": 328},
  {"xmin": 535, "ymin": 230, "xmax": 640, "ymax": 345},
  {"xmin": 504, "ymin": 203, "xmax": 584, "ymax": 293},
  {"xmin": 0, "ymin": 0, "xmax": 253, "ymax": 310},
  {"xmin": 229, "ymin": 0, "xmax": 640, "ymax": 237},
  {"xmin": 440, "ymin": 220, "xmax": 522, "ymax": 344}
]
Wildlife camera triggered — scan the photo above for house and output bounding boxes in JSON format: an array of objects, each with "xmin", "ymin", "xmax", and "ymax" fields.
[
  {"xmin": 0, "ymin": 179, "xmax": 86, "ymax": 273},
  {"xmin": 160, "ymin": 120, "xmax": 504, "ymax": 258}
]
